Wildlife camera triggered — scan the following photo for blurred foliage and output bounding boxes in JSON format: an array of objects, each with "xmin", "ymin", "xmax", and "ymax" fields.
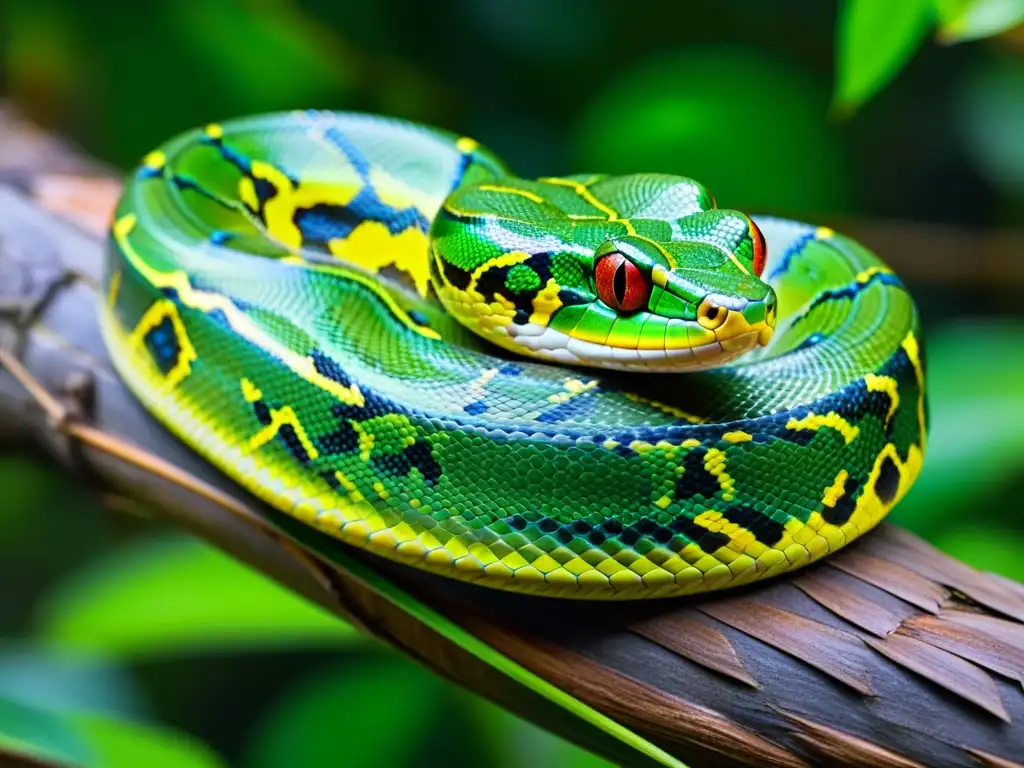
[
  {"xmin": 889, "ymin": 321, "xmax": 1024, "ymax": 581},
  {"xmin": 833, "ymin": 0, "xmax": 934, "ymax": 113},
  {"xmin": 936, "ymin": 0, "xmax": 1024, "ymax": 42},
  {"xmin": 834, "ymin": 0, "xmax": 1024, "ymax": 113},
  {"xmin": 0, "ymin": 693, "xmax": 228, "ymax": 768},
  {"xmin": 575, "ymin": 47, "xmax": 849, "ymax": 214},
  {"xmin": 36, "ymin": 536, "xmax": 363, "ymax": 659},
  {"xmin": 2, "ymin": 0, "xmax": 1024, "ymax": 766}
]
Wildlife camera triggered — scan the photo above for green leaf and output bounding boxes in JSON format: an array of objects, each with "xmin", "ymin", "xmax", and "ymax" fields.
[
  {"xmin": 244, "ymin": 657, "xmax": 445, "ymax": 768},
  {"xmin": 834, "ymin": 0, "xmax": 934, "ymax": 113},
  {"xmin": 36, "ymin": 536, "xmax": 366, "ymax": 659},
  {"xmin": 0, "ymin": 695, "xmax": 226, "ymax": 768},
  {"xmin": 935, "ymin": 0, "xmax": 1024, "ymax": 42},
  {"xmin": 572, "ymin": 47, "xmax": 849, "ymax": 216},
  {"xmin": 469, "ymin": 690, "xmax": 615, "ymax": 768}
]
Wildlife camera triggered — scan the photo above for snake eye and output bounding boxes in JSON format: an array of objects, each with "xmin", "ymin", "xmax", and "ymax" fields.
[
  {"xmin": 595, "ymin": 252, "xmax": 650, "ymax": 312},
  {"xmin": 749, "ymin": 219, "xmax": 766, "ymax": 277}
]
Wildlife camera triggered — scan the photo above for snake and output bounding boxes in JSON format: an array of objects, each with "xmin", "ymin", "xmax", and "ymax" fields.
[{"xmin": 99, "ymin": 110, "xmax": 927, "ymax": 600}]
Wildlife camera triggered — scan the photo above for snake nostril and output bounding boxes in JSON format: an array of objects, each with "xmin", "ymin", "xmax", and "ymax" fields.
[{"xmin": 697, "ymin": 298, "xmax": 728, "ymax": 330}]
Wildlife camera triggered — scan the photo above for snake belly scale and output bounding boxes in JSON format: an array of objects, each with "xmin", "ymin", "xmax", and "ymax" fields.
[{"xmin": 100, "ymin": 110, "xmax": 927, "ymax": 600}]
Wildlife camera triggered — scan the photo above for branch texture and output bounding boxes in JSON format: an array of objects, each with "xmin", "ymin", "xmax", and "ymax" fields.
[{"xmin": 1, "ymin": 107, "xmax": 1023, "ymax": 768}]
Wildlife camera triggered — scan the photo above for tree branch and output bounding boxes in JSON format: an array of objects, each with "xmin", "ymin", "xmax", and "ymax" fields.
[{"xmin": 1, "ymin": 107, "xmax": 1022, "ymax": 768}]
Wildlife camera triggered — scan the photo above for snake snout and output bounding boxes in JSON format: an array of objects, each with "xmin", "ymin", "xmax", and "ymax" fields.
[
  {"xmin": 697, "ymin": 293, "xmax": 777, "ymax": 349},
  {"xmin": 697, "ymin": 293, "xmax": 749, "ymax": 330},
  {"xmin": 696, "ymin": 296, "xmax": 731, "ymax": 330}
]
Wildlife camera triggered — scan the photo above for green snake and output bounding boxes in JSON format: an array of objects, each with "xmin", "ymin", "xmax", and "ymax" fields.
[{"xmin": 99, "ymin": 111, "xmax": 927, "ymax": 600}]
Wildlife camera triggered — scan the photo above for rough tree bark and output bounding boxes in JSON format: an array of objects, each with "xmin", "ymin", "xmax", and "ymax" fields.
[{"xmin": 1, "ymin": 106, "xmax": 1023, "ymax": 768}]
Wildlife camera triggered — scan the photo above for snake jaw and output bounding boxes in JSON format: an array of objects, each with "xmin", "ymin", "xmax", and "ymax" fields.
[{"xmin": 501, "ymin": 297, "xmax": 776, "ymax": 371}]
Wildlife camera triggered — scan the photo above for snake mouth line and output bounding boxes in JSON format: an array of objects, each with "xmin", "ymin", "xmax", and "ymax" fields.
[{"xmin": 504, "ymin": 310, "xmax": 773, "ymax": 372}]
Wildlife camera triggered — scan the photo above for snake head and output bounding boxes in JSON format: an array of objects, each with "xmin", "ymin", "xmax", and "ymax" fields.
[
  {"xmin": 566, "ymin": 212, "xmax": 777, "ymax": 371},
  {"xmin": 430, "ymin": 174, "xmax": 777, "ymax": 371}
]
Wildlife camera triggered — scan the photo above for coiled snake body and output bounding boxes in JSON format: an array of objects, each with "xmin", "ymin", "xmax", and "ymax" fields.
[{"xmin": 100, "ymin": 111, "xmax": 927, "ymax": 599}]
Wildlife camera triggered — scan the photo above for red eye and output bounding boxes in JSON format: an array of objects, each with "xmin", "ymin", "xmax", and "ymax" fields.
[
  {"xmin": 749, "ymin": 219, "xmax": 767, "ymax": 277},
  {"xmin": 595, "ymin": 252, "xmax": 650, "ymax": 312}
]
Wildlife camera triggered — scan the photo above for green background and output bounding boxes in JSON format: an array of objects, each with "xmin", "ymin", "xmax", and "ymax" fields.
[{"xmin": 1, "ymin": 1, "xmax": 1022, "ymax": 766}]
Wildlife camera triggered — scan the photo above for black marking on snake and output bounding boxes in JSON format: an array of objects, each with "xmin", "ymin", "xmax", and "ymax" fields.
[
  {"xmin": 602, "ymin": 519, "xmax": 623, "ymax": 535},
  {"xmin": 478, "ymin": 252, "xmax": 555, "ymax": 320},
  {"xmin": 767, "ymin": 228, "xmax": 815, "ymax": 281},
  {"xmin": 809, "ymin": 271, "xmax": 904, "ymax": 311},
  {"xmin": 561, "ymin": 520, "xmax": 599, "ymax": 547},
  {"xmin": 616, "ymin": 526, "xmax": 644, "ymax": 546},
  {"xmin": 408, "ymin": 310, "xmax": 431, "ymax": 327},
  {"xmin": 558, "ymin": 288, "xmax": 591, "ymax": 306},
  {"xmin": 874, "ymin": 455, "xmax": 901, "ymax": 505},
  {"xmin": 172, "ymin": 175, "xmax": 250, "ymax": 215},
  {"xmin": 294, "ymin": 198, "xmax": 429, "ymax": 246},
  {"xmin": 618, "ymin": 514, "xmax": 730, "ymax": 552},
  {"xmin": 451, "ymin": 150, "xmax": 475, "ymax": 191},
  {"xmin": 788, "ymin": 271, "xmax": 905, "ymax": 330},
  {"xmin": 878, "ymin": 345, "xmax": 926, "ymax": 453},
  {"xmin": 401, "ymin": 441, "xmax": 442, "ymax": 484},
  {"xmin": 278, "ymin": 425, "xmax": 313, "ymax": 464},
  {"xmin": 252, "ymin": 400, "xmax": 272, "ymax": 426},
  {"xmin": 311, "ymin": 349, "xmax": 354, "ymax": 388},
  {"xmin": 300, "ymin": 126, "xmax": 430, "ymax": 240},
  {"xmin": 720, "ymin": 505, "xmax": 786, "ymax": 547},
  {"xmin": 321, "ymin": 471, "xmax": 343, "ymax": 490},
  {"xmin": 374, "ymin": 448, "xmax": 421, "ymax": 479},
  {"xmin": 794, "ymin": 332, "xmax": 827, "ymax": 352},
  {"xmin": 304, "ymin": 354, "xmax": 444, "ymax": 487},
  {"xmin": 437, "ymin": 246, "xmax": 594, "ymax": 327},
  {"xmin": 316, "ymin": 412, "xmax": 360, "ymax": 455},
  {"xmin": 142, "ymin": 315, "xmax": 183, "ymax": 376},
  {"xmin": 674, "ymin": 447, "xmax": 720, "ymax": 500},
  {"xmin": 206, "ymin": 308, "xmax": 231, "ymax": 329},
  {"xmin": 822, "ymin": 477, "xmax": 861, "ymax": 525},
  {"xmin": 200, "ymin": 132, "xmax": 289, "ymax": 192},
  {"xmin": 242, "ymin": 391, "xmax": 313, "ymax": 464},
  {"xmin": 537, "ymin": 389, "xmax": 601, "ymax": 424},
  {"xmin": 253, "ymin": 178, "xmax": 278, "ymax": 204},
  {"xmin": 441, "ymin": 260, "xmax": 473, "ymax": 290},
  {"xmin": 321, "ymin": 126, "xmax": 372, "ymax": 178},
  {"xmin": 538, "ymin": 518, "xmax": 559, "ymax": 534},
  {"xmin": 507, "ymin": 508, "xmax": 732, "ymax": 553}
]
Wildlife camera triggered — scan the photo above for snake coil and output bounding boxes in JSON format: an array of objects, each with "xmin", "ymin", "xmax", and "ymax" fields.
[{"xmin": 101, "ymin": 111, "xmax": 926, "ymax": 600}]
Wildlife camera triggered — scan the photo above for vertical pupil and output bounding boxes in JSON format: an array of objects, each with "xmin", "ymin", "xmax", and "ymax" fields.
[{"xmin": 613, "ymin": 262, "xmax": 627, "ymax": 304}]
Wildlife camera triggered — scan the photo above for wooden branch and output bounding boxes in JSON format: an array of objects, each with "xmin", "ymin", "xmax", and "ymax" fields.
[{"xmin": 2, "ymin": 107, "xmax": 1023, "ymax": 768}]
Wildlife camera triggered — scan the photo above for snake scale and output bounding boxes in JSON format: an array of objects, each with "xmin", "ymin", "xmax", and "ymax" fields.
[{"xmin": 100, "ymin": 111, "xmax": 927, "ymax": 600}]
